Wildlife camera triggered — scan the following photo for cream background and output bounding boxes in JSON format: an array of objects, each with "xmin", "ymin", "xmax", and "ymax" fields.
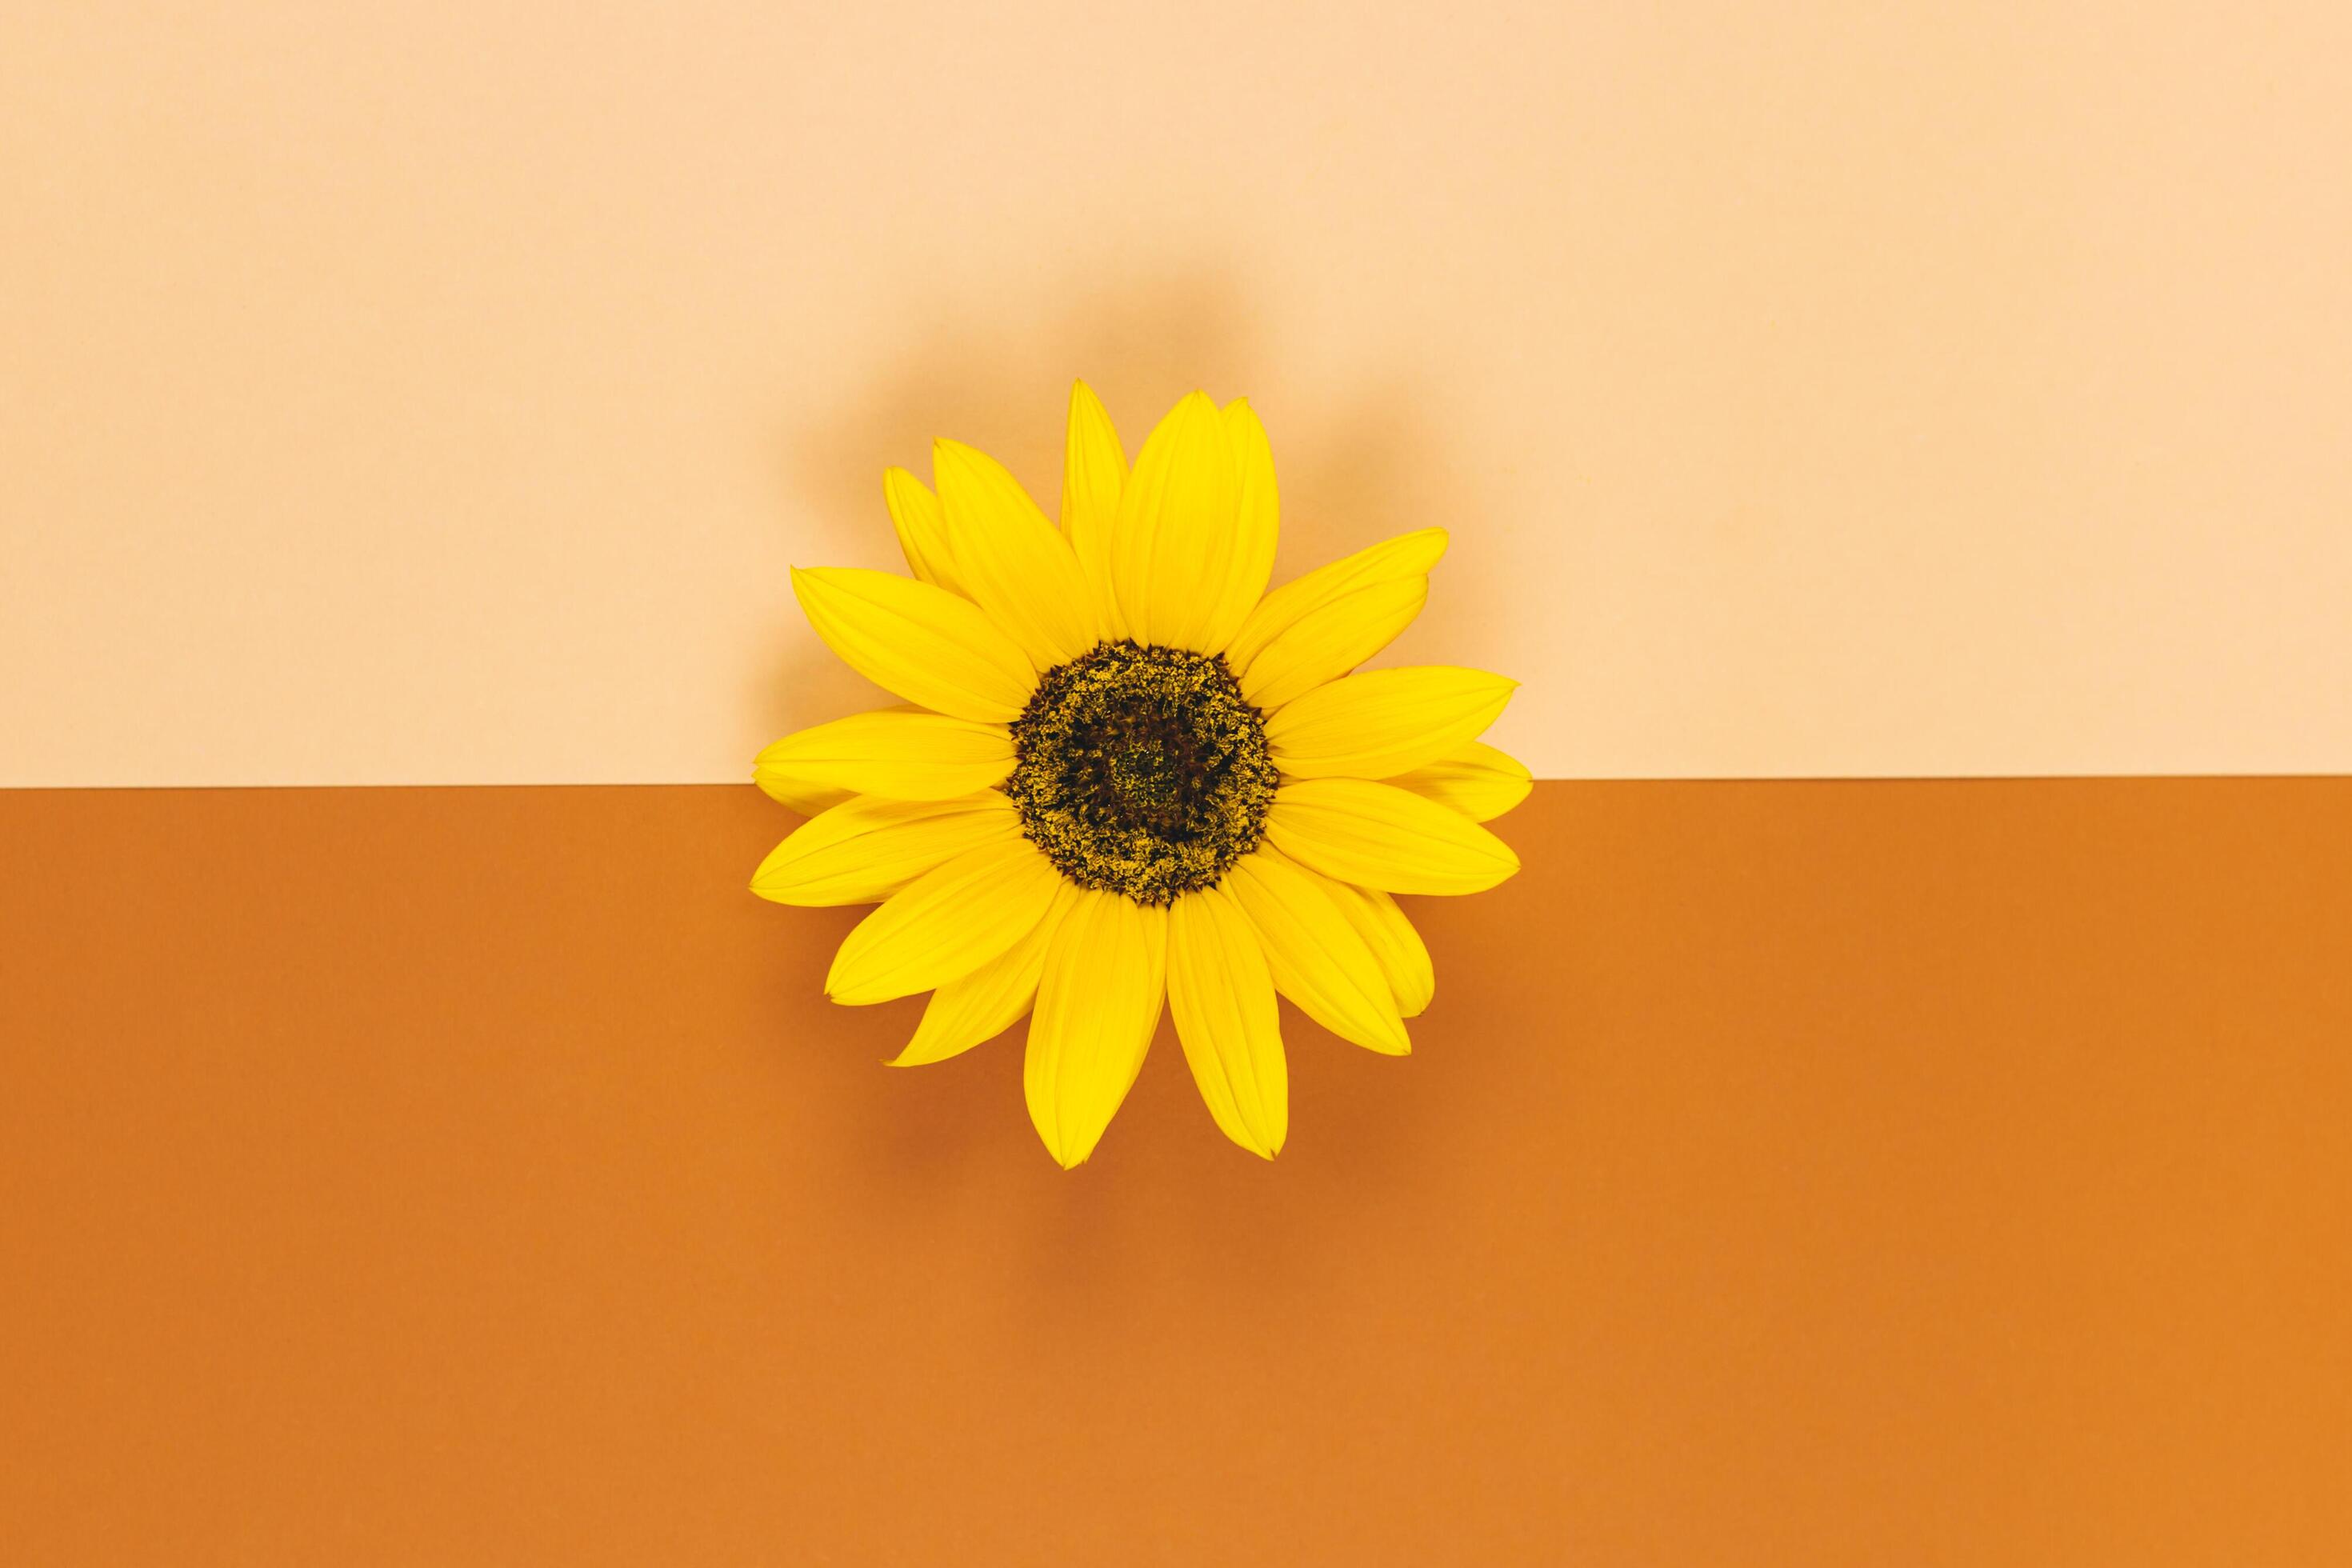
[{"xmin": 5, "ymin": 1, "xmax": 2348, "ymax": 786}]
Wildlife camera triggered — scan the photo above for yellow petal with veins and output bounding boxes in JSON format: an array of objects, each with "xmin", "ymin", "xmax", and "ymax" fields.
[
  {"xmin": 1224, "ymin": 528, "xmax": 1448, "ymax": 673},
  {"xmin": 1240, "ymin": 574, "xmax": 1429, "ymax": 710},
  {"xmin": 790, "ymin": 567, "xmax": 1037, "ymax": 723},
  {"xmin": 1167, "ymin": 884, "xmax": 1287, "ymax": 1158},
  {"xmin": 933, "ymin": 438, "xmax": 1099, "ymax": 668},
  {"xmin": 893, "ymin": 881, "xmax": 1080, "ymax": 1066},
  {"xmin": 753, "ymin": 706, "xmax": 1013, "ymax": 800},
  {"xmin": 1266, "ymin": 778, "xmax": 1520, "ymax": 896},
  {"xmin": 1199, "ymin": 398, "xmax": 1278, "ymax": 654},
  {"xmin": 826, "ymin": 837, "xmax": 1062, "ymax": 1006},
  {"xmin": 751, "ymin": 792, "xmax": 1018, "ymax": 907},
  {"xmin": 1388, "ymin": 741, "xmax": 1534, "ymax": 822},
  {"xmin": 1222, "ymin": 849, "xmax": 1408, "ymax": 1055},
  {"xmin": 1110, "ymin": 391, "xmax": 1239, "ymax": 651},
  {"xmin": 1024, "ymin": 891, "xmax": 1167, "ymax": 1168},
  {"xmin": 752, "ymin": 765, "xmax": 854, "ymax": 818},
  {"xmin": 1265, "ymin": 666, "xmax": 1515, "ymax": 782},
  {"xmin": 1318, "ymin": 880, "xmax": 1435, "ymax": 1018},
  {"xmin": 882, "ymin": 466, "xmax": 963, "ymax": 594},
  {"xmin": 1061, "ymin": 379, "xmax": 1129, "ymax": 638}
]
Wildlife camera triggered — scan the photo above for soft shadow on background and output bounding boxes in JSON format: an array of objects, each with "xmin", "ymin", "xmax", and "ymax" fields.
[
  {"xmin": 752, "ymin": 263, "xmax": 1502, "ymax": 745},
  {"xmin": 748, "ymin": 792, "xmax": 1517, "ymax": 1305},
  {"xmin": 742, "ymin": 265, "xmax": 1511, "ymax": 1276}
]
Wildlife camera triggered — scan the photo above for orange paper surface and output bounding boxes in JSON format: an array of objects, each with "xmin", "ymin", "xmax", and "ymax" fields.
[{"xmin": 6, "ymin": 781, "xmax": 2347, "ymax": 1561}]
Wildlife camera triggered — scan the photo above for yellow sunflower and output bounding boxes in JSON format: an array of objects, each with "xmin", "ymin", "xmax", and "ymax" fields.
[{"xmin": 752, "ymin": 384, "xmax": 1528, "ymax": 1166}]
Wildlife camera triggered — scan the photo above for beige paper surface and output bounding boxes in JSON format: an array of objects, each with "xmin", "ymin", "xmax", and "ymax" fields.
[{"xmin": 6, "ymin": 2, "xmax": 2348, "ymax": 784}]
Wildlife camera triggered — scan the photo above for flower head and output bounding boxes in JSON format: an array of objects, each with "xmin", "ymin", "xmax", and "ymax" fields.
[{"xmin": 754, "ymin": 385, "xmax": 1527, "ymax": 1166}]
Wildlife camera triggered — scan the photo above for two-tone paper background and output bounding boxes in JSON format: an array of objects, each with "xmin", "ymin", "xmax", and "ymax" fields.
[{"xmin": 6, "ymin": 3, "xmax": 2349, "ymax": 1561}]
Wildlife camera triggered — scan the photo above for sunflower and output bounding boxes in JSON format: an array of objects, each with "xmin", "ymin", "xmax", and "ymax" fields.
[{"xmin": 752, "ymin": 384, "xmax": 1527, "ymax": 1166}]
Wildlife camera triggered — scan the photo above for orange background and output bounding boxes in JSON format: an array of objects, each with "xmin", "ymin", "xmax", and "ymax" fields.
[
  {"xmin": 7, "ymin": 0, "xmax": 2352, "ymax": 784},
  {"xmin": 6, "ymin": 782, "xmax": 2348, "ymax": 1562}
]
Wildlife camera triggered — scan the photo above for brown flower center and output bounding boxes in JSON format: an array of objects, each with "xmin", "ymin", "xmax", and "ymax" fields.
[{"xmin": 1003, "ymin": 641, "xmax": 1277, "ymax": 906}]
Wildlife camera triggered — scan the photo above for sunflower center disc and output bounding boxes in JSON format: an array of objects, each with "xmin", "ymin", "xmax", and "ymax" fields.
[{"xmin": 1004, "ymin": 641, "xmax": 1277, "ymax": 906}]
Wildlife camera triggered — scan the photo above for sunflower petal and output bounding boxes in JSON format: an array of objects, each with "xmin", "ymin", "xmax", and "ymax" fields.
[
  {"xmin": 892, "ymin": 881, "xmax": 1080, "ymax": 1066},
  {"xmin": 882, "ymin": 466, "xmax": 963, "ymax": 594},
  {"xmin": 1223, "ymin": 527, "xmax": 1449, "ymax": 673},
  {"xmin": 753, "ymin": 707, "xmax": 1014, "ymax": 801},
  {"xmin": 1024, "ymin": 891, "xmax": 1168, "ymax": 1168},
  {"xmin": 1266, "ymin": 778, "xmax": 1520, "ymax": 896},
  {"xmin": 1240, "ymin": 574, "xmax": 1429, "ymax": 710},
  {"xmin": 1199, "ymin": 398, "xmax": 1279, "ymax": 654},
  {"xmin": 825, "ymin": 837, "xmax": 1063, "ymax": 1006},
  {"xmin": 1388, "ymin": 741, "xmax": 1534, "ymax": 822},
  {"xmin": 1265, "ymin": 666, "xmax": 1516, "ymax": 782},
  {"xmin": 1061, "ymin": 379, "xmax": 1129, "ymax": 638},
  {"xmin": 752, "ymin": 766, "xmax": 854, "ymax": 818},
  {"xmin": 933, "ymin": 438, "xmax": 1099, "ymax": 668},
  {"xmin": 791, "ymin": 567, "xmax": 1037, "ymax": 723},
  {"xmin": 1167, "ymin": 885, "xmax": 1287, "ymax": 1158},
  {"xmin": 1110, "ymin": 391, "xmax": 1239, "ymax": 651},
  {"xmin": 751, "ymin": 792, "xmax": 1018, "ymax": 907},
  {"xmin": 1318, "ymin": 880, "xmax": 1435, "ymax": 1018},
  {"xmin": 1222, "ymin": 850, "xmax": 1408, "ymax": 1055}
]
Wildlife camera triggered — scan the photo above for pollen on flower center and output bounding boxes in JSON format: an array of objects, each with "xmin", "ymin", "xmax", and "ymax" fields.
[{"xmin": 1003, "ymin": 641, "xmax": 1277, "ymax": 906}]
